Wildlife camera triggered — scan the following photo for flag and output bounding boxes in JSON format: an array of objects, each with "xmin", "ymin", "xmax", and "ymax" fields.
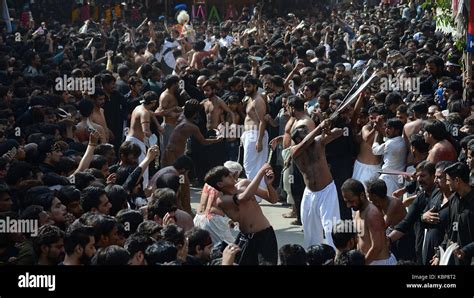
[{"xmin": 1, "ymin": 0, "xmax": 12, "ymax": 33}]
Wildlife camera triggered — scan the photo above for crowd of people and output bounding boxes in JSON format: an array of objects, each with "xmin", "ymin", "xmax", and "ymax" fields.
[{"xmin": 0, "ymin": 0, "xmax": 473, "ymax": 266}]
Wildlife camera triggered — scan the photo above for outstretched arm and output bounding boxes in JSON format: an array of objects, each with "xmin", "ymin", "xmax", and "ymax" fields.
[
  {"xmin": 72, "ymin": 131, "xmax": 100, "ymax": 175},
  {"xmin": 237, "ymin": 164, "xmax": 272, "ymax": 202}
]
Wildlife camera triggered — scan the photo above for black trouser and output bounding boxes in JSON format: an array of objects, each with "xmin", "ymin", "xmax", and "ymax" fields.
[
  {"xmin": 235, "ymin": 226, "xmax": 278, "ymax": 265},
  {"xmin": 291, "ymin": 162, "xmax": 305, "ymax": 223}
]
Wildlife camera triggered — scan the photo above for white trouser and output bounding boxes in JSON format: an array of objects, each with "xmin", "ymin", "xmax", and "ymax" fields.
[
  {"xmin": 125, "ymin": 135, "xmax": 148, "ymax": 188},
  {"xmin": 241, "ymin": 130, "xmax": 269, "ymax": 202},
  {"xmin": 352, "ymin": 160, "xmax": 381, "ymax": 187},
  {"xmin": 301, "ymin": 182, "xmax": 340, "ymax": 250},
  {"xmin": 369, "ymin": 253, "xmax": 397, "ymax": 265}
]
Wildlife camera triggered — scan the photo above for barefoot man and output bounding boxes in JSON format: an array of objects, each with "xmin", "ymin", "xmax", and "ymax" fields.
[
  {"xmin": 127, "ymin": 91, "xmax": 159, "ymax": 187},
  {"xmin": 341, "ymin": 178, "xmax": 397, "ymax": 265},
  {"xmin": 205, "ymin": 163, "xmax": 279, "ymax": 265},
  {"xmin": 241, "ymin": 75, "xmax": 268, "ymax": 202},
  {"xmin": 162, "ymin": 99, "xmax": 223, "ymax": 167},
  {"xmin": 290, "ymin": 118, "xmax": 343, "ymax": 249},
  {"xmin": 155, "ymin": 75, "xmax": 182, "ymax": 156}
]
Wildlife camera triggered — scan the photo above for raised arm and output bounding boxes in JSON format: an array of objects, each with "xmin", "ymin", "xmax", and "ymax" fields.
[
  {"xmin": 72, "ymin": 131, "xmax": 100, "ymax": 175},
  {"xmin": 237, "ymin": 164, "xmax": 272, "ymax": 202}
]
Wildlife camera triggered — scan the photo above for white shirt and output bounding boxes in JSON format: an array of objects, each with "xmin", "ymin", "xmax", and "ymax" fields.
[
  {"xmin": 156, "ymin": 39, "xmax": 180, "ymax": 69},
  {"xmin": 372, "ymin": 136, "xmax": 407, "ymax": 171},
  {"xmin": 204, "ymin": 36, "xmax": 216, "ymax": 51},
  {"xmin": 218, "ymin": 35, "xmax": 234, "ymax": 48}
]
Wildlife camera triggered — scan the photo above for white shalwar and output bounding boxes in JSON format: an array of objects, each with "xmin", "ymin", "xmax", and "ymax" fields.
[
  {"xmin": 241, "ymin": 130, "xmax": 268, "ymax": 202},
  {"xmin": 372, "ymin": 136, "xmax": 407, "ymax": 197},
  {"xmin": 352, "ymin": 160, "xmax": 381, "ymax": 187},
  {"xmin": 300, "ymin": 182, "xmax": 340, "ymax": 250},
  {"xmin": 369, "ymin": 253, "xmax": 397, "ymax": 265},
  {"xmin": 193, "ymin": 213, "xmax": 235, "ymax": 245}
]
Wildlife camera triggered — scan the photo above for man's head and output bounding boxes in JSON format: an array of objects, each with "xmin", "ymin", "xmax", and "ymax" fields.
[
  {"xmin": 341, "ymin": 179, "xmax": 367, "ymax": 211},
  {"xmin": 101, "ymin": 74, "xmax": 116, "ymax": 94},
  {"xmin": 64, "ymin": 226, "xmax": 96, "ymax": 265},
  {"xmin": 90, "ymin": 88, "xmax": 107, "ymax": 108},
  {"xmin": 416, "ymin": 161, "xmax": 436, "ymax": 192},
  {"xmin": 56, "ymin": 185, "xmax": 83, "ymax": 218},
  {"xmin": 38, "ymin": 138, "xmax": 63, "ymax": 165},
  {"xmin": 467, "ymin": 143, "xmax": 474, "ymax": 171},
  {"xmin": 173, "ymin": 155, "xmax": 194, "ymax": 175},
  {"xmin": 444, "ymin": 162, "xmax": 470, "ymax": 193},
  {"xmin": 366, "ymin": 179, "xmax": 388, "ymax": 209},
  {"xmin": 435, "ymin": 161, "xmax": 454, "ymax": 192},
  {"xmin": 243, "ymin": 75, "xmax": 259, "ymax": 96},
  {"xmin": 423, "ymin": 120, "xmax": 448, "ymax": 143},
  {"xmin": 203, "ymin": 80, "xmax": 217, "ymax": 98},
  {"xmin": 183, "ymin": 99, "xmax": 201, "ymax": 119},
  {"xmin": 279, "ymin": 244, "xmax": 307, "ymax": 265},
  {"xmin": 164, "ymin": 75, "xmax": 180, "ymax": 91},
  {"xmin": 81, "ymin": 186, "xmax": 111, "ymax": 215},
  {"xmin": 409, "ymin": 133, "xmax": 430, "ymax": 156},
  {"xmin": 287, "ymin": 96, "xmax": 305, "ymax": 117},
  {"xmin": 125, "ymin": 233, "xmax": 156, "ymax": 265},
  {"xmin": 385, "ymin": 118, "xmax": 403, "ymax": 138},
  {"xmin": 290, "ymin": 125, "xmax": 308, "ymax": 145},
  {"xmin": 34, "ymin": 224, "xmax": 65, "ymax": 265},
  {"xmin": 26, "ymin": 187, "xmax": 67, "ymax": 224},
  {"xmin": 204, "ymin": 166, "xmax": 234, "ymax": 192},
  {"xmin": 306, "ymin": 244, "xmax": 336, "ymax": 265},
  {"xmin": 186, "ymin": 227, "xmax": 213, "ymax": 263},
  {"xmin": 331, "ymin": 223, "xmax": 357, "ymax": 253},
  {"xmin": 317, "ymin": 90, "xmax": 331, "ymax": 112},
  {"xmin": 119, "ymin": 141, "xmax": 141, "ymax": 166},
  {"xmin": 142, "ymin": 91, "xmax": 159, "ymax": 109},
  {"xmin": 147, "ymin": 188, "xmax": 178, "ymax": 225}
]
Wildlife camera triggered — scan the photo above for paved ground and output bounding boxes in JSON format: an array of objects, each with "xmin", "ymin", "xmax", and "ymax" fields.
[{"xmin": 190, "ymin": 187, "xmax": 304, "ymax": 249}]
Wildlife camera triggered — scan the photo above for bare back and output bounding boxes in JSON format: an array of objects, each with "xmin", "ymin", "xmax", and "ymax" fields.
[
  {"xmin": 294, "ymin": 138, "xmax": 333, "ymax": 192},
  {"xmin": 356, "ymin": 203, "xmax": 390, "ymax": 262},
  {"xmin": 129, "ymin": 105, "xmax": 150, "ymax": 142}
]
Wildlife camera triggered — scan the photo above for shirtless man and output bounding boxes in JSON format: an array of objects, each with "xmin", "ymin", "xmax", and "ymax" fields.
[
  {"xmin": 127, "ymin": 91, "xmax": 159, "ymax": 187},
  {"xmin": 403, "ymin": 102, "xmax": 427, "ymax": 163},
  {"xmin": 290, "ymin": 118, "xmax": 343, "ymax": 249},
  {"xmin": 162, "ymin": 99, "xmax": 223, "ymax": 167},
  {"xmin": 75, "ymin": 98, "xmax": 107, "ymax": 144},
  {"xmin": 269, "ymin": 96, "xmax": 315, "ymax": 220},
  {"xmin": 241, "ymin": 75, "xmax": 269, "ymax": 201},
  {"xmin": 155, "ymin": 75, "xmax": 182, "ymax": 155},
  {"xmin": 352, "ymin": 105, "xmax": 384, "ymax": 187},
  {"xmin": 89, "ymin": 89, "xmax": 110, "ymax": 142},
  {"xmin": 205, "ymin": 163, "xmax": 279, "ymax": 265},
  {"xmin": 423, "ymin": 120, "xmax": 457, "ymax": 164},
  {"xmin": 366, "ymin": 178, "xmax": 407, "ymax": 230},
  {"xmin": 341, "ymin": 178, "xmax": 397, "ymax": 265}
]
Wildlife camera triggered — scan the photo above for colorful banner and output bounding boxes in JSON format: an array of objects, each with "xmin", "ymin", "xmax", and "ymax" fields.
[{"xmin": 468, "ymin": 0, "xmax": 474, "ymax": 52}]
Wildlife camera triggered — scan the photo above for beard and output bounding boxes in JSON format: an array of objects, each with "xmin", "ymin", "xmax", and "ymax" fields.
[{"xmin": 80, "ymin": 251, "xmax": 93, "ymax": 265}]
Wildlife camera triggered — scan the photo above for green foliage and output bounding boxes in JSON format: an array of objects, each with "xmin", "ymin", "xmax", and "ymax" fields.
[{"xmin": 421, "ymin": 0, "xmax": 454, "ymax": 27}]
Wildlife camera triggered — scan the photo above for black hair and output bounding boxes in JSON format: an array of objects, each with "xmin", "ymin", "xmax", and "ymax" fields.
[
  {"xmin": 148, "ymin": 188, "xmax": 177, "ymax": 220},
  {"xmin": 104, "ymin": 184, "xmax": 128, "ymax": 217},
  {"xmin": 366, "ymin": 179, "xmax": 388, "ymax": 198},
  {"xmin": 279, "ymin": 244, "xmax": 307, "ymax": 265},
  {"xmin": 335, "ymin": 249, "xmax": 365, "ymax": 265},
  {"xmin": 116, "ymin": 209, "xmax": 144, "ymax": 237},
  {"xmin": 90, "ymin": 155, "xmax": 108, "ymax": 171},
  {"xmin": 162, "ymin": 224, "xmax": 185, "ymax": 248},
  {"xmin": 81, "ymin": 186, "xmax": 107, "ymax": 213},
  {"xmin": 33, "ymin": 224, "xmax": 65, "ymax": 256},
  {"xmin": 424, "ymin": 120, "xmax": 449, "ymax": 141},
  {"xmin": 64, "ymin": 226, "xmax": 95, "ymax": 255},
  {"xmin": 341, "ymin": 179, "xmax": 365, "ymax": 197},
  {"xmin": 386, "ymin": 118, "xmax": 404, "ymax": 135},
  {"xmin": 204, "ymin": 166, "xmax": 230, "ymax": 191},
  {"xmin": 306, "ymin": 244, "xmax": 336, "ymax": 265},
  {"xmin": 409, "ymin": 133, "xmax": 429, "ymax": 153},
  {"xmin": 186, "ymin": 227, "xmax": 212, "ymax": 256},
  {"xmin": 287, "ymin": 96, "xmax": 305, "ymax": 111},
  {"xmin": 444, "ymin": 162, "xmax": 470, "ymax": 184},
  {"xmin": 173, "ymin": 155, "xmax": 194, "ymax": 172},
  {"xmin": 125, "ymin": 233, "xmax": 156, "ymax": 257},
  {"xmin": 145, "ymin": 240, "xmax": 177, "ymax": 265},
  {"xmin": 91, "ymin": 245, "xmax": 130, "ymax": 265},
  {"xmin": 56, "ymin": 185, "xmax": 81, "ymax": 206}
]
